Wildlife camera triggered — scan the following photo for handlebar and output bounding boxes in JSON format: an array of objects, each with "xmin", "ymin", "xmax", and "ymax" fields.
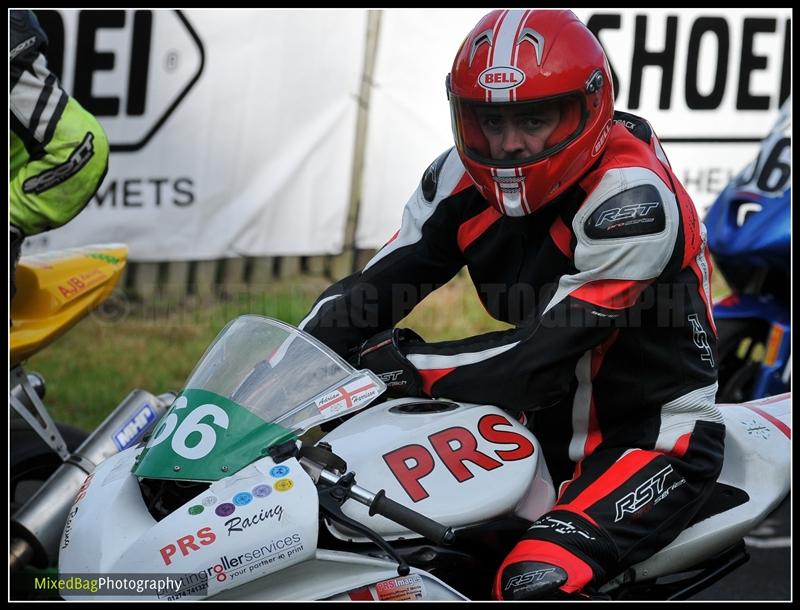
[
  {"xmin": 299, "ymin": 456, "xmax": 454, "ymax": 546},
  {"xmin": 369, "ymin": 489, "xmax": 454, "ymax": 545}
]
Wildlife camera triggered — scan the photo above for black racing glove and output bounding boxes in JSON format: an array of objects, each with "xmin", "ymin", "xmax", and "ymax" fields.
[{"xmin": 357, "ymin": 328, "xmax": 425, "ymax": 398}]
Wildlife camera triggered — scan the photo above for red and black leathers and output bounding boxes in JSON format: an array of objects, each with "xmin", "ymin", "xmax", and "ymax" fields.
[{"xmin": 300, "ymin": 112, "xmax": 725, "ymax": 597}]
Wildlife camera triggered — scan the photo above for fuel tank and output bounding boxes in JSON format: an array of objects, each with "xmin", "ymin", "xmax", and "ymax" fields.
[{"xmin": 321, "ymin": 398, "xmax": 555, "ymax": 542}]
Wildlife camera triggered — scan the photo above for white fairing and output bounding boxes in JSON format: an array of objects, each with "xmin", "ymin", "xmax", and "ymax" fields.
[
  {"xmin": 58, "ymin": 449, "xmax": 318, "ymax": 600},
  {"xmin": 321, "ymin": 398, "xmax": 555, "ymax": 542},
  {"xmin": 58, "ymin": 389, "xmax": 790, "ymax": 600},
  {"xmin": 610, "ymin": 393, "xmax": 792, "ymax": 585},
  {"xmin": 210, "ymin": 549, "xmax": 467, "ymax": 601}
]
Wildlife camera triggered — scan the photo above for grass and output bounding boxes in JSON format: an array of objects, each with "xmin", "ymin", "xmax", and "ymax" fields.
[
  {"xmin": 23, "ymin": 267, "xmax": 729, "ymax": 432},
  {"xmin": 23, "ymin": 279, "xmax": 331, "ymax": 431}
]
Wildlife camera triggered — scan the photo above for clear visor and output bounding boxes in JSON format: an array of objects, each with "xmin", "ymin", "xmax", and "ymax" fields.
[{"xmin": 450, "ymin": 94, "xmax": 586, "ymax": 167}]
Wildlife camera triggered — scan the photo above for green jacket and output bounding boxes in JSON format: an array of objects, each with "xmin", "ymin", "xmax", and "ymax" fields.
[{"xmin": 10, "ymin": 10, "xmax": 109, "ymax": 237}]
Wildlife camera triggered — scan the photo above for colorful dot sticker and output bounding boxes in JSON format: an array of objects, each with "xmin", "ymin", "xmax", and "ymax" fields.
[
  {"xmin": 202, "ymin": 496, "xmax": 218, "ymax": 507},
  {"xmin": 270, "ymin": 465, "xmax": 290, "ymax": 478},
  {"xmin": 233, "ymin": 492, "xmax": 253, "ymax": 506},
  {"xmin": 252, "ymin": 484, "xmax": 272, "ymax": 498},
  {"xmin": 188, "ymin": 505, "xmax": 204, "ymax": 515},
  {"xmin": 215, "ymin": 503, "xmax": 235, "ymax": 517},
  {"xmin": 274, "ymin": 478, "xmax": 294, "ymax": 492}
]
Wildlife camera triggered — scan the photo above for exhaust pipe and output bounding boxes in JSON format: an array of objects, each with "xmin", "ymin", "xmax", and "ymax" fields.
[{"xmin": 10, "ymin": 389, "xmax": 175, "ymax": 570}]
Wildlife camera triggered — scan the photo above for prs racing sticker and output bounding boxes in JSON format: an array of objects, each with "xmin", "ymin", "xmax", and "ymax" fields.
[
  {"xmin": 375, "ymin": 574, "xmax": 426, "ymax": 600},
  {"xmin": 314, "ymin": 375, "xmax": 379, "ymax": 418},
  {"xmin": 204, "ymin": 532, "xmax": 306, "ymax": 591},
  {"xmin": 348, "ymin": 574, "xmax": 427, "ymax": 601}
]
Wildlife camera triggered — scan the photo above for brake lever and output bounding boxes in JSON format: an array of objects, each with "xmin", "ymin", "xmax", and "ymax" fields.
[{"xmin": 317, "ymin": 477, "xmax": 410, "ymax": 577}]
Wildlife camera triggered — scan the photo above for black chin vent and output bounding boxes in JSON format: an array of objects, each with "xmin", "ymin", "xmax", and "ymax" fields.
[
  {"xmin": 138, "ymin": 477, "xmax": 211, "ymax": 522},
  {"xmin": 389, "ymin": 400, "xmax": 460, "ymax": 414}
]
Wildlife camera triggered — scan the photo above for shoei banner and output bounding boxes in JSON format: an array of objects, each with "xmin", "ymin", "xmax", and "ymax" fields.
[
  {"xmin": 356, "ymin": 8, "xmax": 791, "ymax": 248},
  {"xmin": 21, "ymin": 9, "xmax": 366, "ymax": 261},
  {"xmin": 18, "ymin": 9, "xmax": 790, "ymax": 259}
]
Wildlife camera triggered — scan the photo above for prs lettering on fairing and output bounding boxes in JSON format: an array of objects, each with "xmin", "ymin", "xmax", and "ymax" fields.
[
  {"xmin": 160, "ymin": 527, "xmax": 216, "ymax": 566},
  {"xmin": 382, "ymin": 413, "xmax": 534, "ymax": 502}
]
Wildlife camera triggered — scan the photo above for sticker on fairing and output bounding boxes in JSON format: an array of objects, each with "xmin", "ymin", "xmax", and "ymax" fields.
[
  {"xmin": 314, "ymin": 376, "xmax": 380, "ymax": 417},
  {"xmin": 205, "ymin": 531, "xmax": 306, "ymax": 593},
  {"xmin": 274, "ymin": 479, "xmax": 293, "ymax": 492},
  {"xmin": 270, "ymin": 465, "xmax": 289, "ymax": 478},
  {"xmin": 112, "ymin": 402, "xmax": 157, "ymax": 450},
  {"xmin": 132, "ymin": 389, "xmax": 296, "ymax": 482},
  {"xmin": 73, "ymin": 473, "xmax": 94, "ymax": 505},
  {"xmin": 375, "ymin": 573, "xmax": 426, "ymax": 600}
]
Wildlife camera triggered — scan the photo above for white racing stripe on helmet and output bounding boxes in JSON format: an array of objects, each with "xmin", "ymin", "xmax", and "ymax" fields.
[
  {"xmin": 298, "ymin": 294, "xmax": 340, "ymax": 330},
  {"xmin": 486, "ymin": 10, "xmax": 508, "ymax": 102},
  {"xmin": 488, "ymin": 10, "xmax": 527, "ymax": 103},
  {"xmin": 493, "ymin": 167, "xmax": 525, "ymax": 216},
  {"xmin": 510, "ymin": 10, "xmax": 532, "ymax": 102},
  {"xmin": 407, "ymin": 341, "xmax": 520, "ymax": 370}
]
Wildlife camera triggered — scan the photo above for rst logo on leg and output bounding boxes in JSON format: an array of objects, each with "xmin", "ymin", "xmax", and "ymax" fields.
[
  {"xmin": 35, "ymin": 10, "xmax": 205, "ymax": 152},
  {"xmin": 615, "ymin": 465, "xmax": 673, "ymax": 522}
]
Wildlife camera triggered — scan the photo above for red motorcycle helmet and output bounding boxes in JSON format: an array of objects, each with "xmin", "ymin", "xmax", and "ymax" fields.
[{"xmin": 447, "ymin": 10, "xmax": 614, "ymax": 216}]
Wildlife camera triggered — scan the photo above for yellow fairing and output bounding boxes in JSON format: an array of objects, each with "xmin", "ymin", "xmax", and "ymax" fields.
[{"xmin": 10, "ymin": 244, "xmax": 128, "ymax": 367}]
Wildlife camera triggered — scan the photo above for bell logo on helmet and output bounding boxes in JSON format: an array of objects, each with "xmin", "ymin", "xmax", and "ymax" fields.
[
  {"xmin": 479, "ymin": 67, "xmax": 526, "ymax": 91},
  {"xmin": 592, "ymin": 119, "xmax": 613, "ymax": 156}
]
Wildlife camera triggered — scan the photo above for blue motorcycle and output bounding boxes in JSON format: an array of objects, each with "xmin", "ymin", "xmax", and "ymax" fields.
[{"xmin": 705, "ymin": 100, "xmax": 791, "ymax": 402}]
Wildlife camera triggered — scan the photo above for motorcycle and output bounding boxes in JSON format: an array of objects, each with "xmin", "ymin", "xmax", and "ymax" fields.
[
  {"xmin": 57, "ymin": 315, "xmax": 790, "ymax": 600},
  {"xmin": 705, "ymin": 99, "xmax": 791, "ymax": 402},
  {"xmin": 10, "ymin": 243, "xmax": 175, "ymax": 574}
]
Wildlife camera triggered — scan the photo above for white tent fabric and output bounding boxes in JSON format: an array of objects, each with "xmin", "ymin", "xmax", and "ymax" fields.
[
  {"xmin": 22, "ymin": 9, "xmax": 366, "ymax": 260},
  {"xmin": 19, "ymin": 9, "xmax": 789, "ymax": 259}
]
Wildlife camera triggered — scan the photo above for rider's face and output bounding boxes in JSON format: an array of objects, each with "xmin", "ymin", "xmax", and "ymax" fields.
[{"xmin": 475, "ymin": 104, "xmax": 561, "ymax": 161}]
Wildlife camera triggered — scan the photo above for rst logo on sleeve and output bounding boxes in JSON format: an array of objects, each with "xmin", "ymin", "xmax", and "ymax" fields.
[{"xmin": 585, "ymin": 184, "xmax": 666, "ymax": 239}]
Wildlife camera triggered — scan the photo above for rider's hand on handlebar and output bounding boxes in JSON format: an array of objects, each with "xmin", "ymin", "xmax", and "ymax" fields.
[{"xmin": 357, "ymin": 328, "xmax": 425, "ymax": 398}]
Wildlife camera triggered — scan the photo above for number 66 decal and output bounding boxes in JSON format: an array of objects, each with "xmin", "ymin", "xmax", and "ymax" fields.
[{"xmin": 150, "ymin": 395, "xmax": 230, "ymax": 459}]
